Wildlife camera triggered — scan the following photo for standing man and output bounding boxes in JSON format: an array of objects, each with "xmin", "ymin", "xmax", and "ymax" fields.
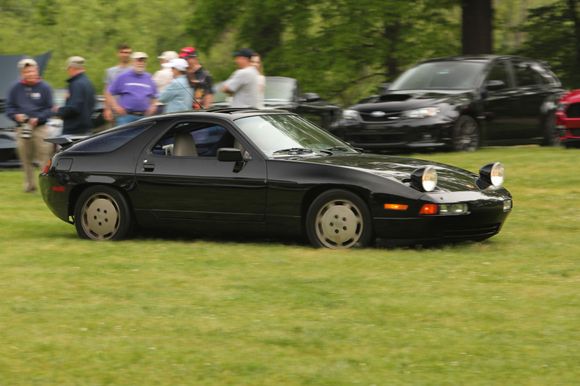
[
  {"xmin": 5, "ymin": 58, "xmax": 54, "ymax": 192},
  {"xmin": 179, "ymin": 46, "xmax": 214, "ymax": 109},
  {"xmin": 103, "ymin": 43, "xmax": 132, "ymax": 123},
  {"xmin": 153, "ymin": 51, "xmax": 178, "ymax": 93},
  {"xmin": 56, "ymin": 56, "xmax": 96, "ymax": 135},
  {"xmin": 221, "ymin": 48, "xmax": 260, "ymax": 108},
  {"xmin": 158, "ymin": 58, "xmax": 193, "ymax": 113},
  {"xmin": 107, "ymin": 52, "xmax": 158, "ymax": 125}
]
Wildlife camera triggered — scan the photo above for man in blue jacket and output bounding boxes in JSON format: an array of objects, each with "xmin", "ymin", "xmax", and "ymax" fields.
[
  {"xmin": 56, "ymin": 56, "xmax": 96, "ymax": 135},
  {"xmin": 6, "ymin": 58, "xmax": 54, "ymax": 192}
]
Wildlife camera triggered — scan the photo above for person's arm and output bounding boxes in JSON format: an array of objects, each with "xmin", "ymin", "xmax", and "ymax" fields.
[
  {"xmin": 158, "ymin": 81, "xmax": 176, "ymax": 104},
  {"xmin": 5, "ymin": 85, "xmax": 25, "ymax": 123},
  {"xmin": 36, "ymin": 84, "xmax": 54, "ymax": 124},
  {"xmin": 202, "ymin": 73, "xmax": 214, "ymax": 108},
  {"xmin": 222, "ymin": 70, "xmax": 242, "ymax": 95},
  {"xmin": 57, "ymin": 82, "xmax": 82, "ymax": 118},
  {"xmin": 106, "ymin": 77, "xmax": 126, "ymax": 116},
  {"xmin": 145, "ymin": 78, "xmax": 158, "ymax": 116}
]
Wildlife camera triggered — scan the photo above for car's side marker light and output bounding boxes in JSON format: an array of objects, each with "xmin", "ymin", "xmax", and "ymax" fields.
[
  {"xmin": 384, "ymin": 203, "xmax": 409, "ymax": 211},
  {"xmin": 419, "ymin": 203, "xmax": 439, "ymax": 215}
]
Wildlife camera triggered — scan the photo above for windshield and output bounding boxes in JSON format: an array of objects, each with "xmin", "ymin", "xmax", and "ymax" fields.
[
  {"xmin": 235, "ymin": 114, "xmax": 356, "ymax": 157},
  {"xmin": 390, "ymin": 61, "xmax": 486, "ymax": 90}
]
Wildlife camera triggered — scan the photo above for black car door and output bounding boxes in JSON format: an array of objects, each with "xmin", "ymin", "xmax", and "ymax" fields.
[
  {"xmin": 481, "ymin": 59, "xmax": 520, "ymax": 141},
  {"xmin": 131, "ymin": 118, "xmax": 267, "ymax": 228},
  {"xmin": 511, "ymin": 59, "xmax": 553, "ymax": 139}
]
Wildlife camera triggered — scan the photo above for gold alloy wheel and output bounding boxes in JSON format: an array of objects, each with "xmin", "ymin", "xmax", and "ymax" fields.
[
  {"xmin": 80, "ymin": 193, "xmax": 121, "ymax": 240},
  {"xmin": 314, "ymin": 198, "xmax": 364, "ymax": 249}
]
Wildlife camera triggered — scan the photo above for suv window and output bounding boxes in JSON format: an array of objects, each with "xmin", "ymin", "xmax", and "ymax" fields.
[
  {"xmin": 67, "ymin": 124, "xmax": 150, "ymax": 153},
  {"xmin": 486, "ymin": 60, "xmax": 511, "ymax": 89},
  {"xmin": 151, "ymin": 121, "xmax": 237, "ymax": 157},
  {"xmin": 514, "ymin": 62, "xmax": 541, "ymax": 87}
]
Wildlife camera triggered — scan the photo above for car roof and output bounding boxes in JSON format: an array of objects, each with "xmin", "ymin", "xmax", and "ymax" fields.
[
  {"xmin": 421, "ymin": 54, "xmax": 543, "ymax": 64},
  {"xmin": 134, "ymin": 108, "xmax": 294, "ymax": 124}
]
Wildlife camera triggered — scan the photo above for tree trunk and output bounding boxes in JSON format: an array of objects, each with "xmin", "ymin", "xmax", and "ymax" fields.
[
  {"xmin": 568, "ymin": 0, "xmax": 580, "ymax": 85},
  {"xmin": 462, "ymin": 0, "xmax": 493, "ymax": 54}
]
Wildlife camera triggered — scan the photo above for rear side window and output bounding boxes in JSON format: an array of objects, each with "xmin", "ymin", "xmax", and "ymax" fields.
[
  {"xmin": 67, "ymin": 124, "xmax": 150, "ymax": 153},
  {"xmin": 514, "ymin": 62, "xmax": 541, "ymax": 87}
]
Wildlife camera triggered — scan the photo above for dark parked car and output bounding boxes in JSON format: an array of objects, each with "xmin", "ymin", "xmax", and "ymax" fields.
[
  {"xmin": 40, "ymin": 109, "xmax": 512, "ymax": 248},
  {"xmin": 212, "ymin": 76, "xmax": 341, "ymax": 129},
  {"xmin": 555, "ymin": 89, "xmax": 580, "ymax": 148},
  {"xmin": 331, "ymin": 55, "xmax": 564, "ymax": 151}
]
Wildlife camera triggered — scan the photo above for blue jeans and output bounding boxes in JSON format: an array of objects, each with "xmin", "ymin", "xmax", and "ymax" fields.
[{"xmin": 116, "ymin": 114, "xmax": 143, "ymax": 126}]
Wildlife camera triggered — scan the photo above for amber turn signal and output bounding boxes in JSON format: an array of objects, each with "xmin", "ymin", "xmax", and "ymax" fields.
[{"xmin": 384, "ymin": 203, "xmax": 409, "ymax": 211}]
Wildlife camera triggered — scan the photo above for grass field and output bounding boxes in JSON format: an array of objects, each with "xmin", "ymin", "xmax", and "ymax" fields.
[{"xmin": 0, "ymin": 146, "xmax": 578, "ymax": 385}]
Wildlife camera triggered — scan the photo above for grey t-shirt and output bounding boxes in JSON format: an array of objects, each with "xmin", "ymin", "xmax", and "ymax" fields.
[
  {"xmin": 224, "ymin": 66, "xmax": 260, "ymax": 108},
  {"xmin": 104, "ymin": 65, "xmax": 129, "ymax": 87}
]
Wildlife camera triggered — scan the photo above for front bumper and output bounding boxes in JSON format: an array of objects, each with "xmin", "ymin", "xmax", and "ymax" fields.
[
  {"xmin": 372, "ymin": 198, "xmax": 511, "ymax": 242},
  {"xmin": 330, "ymin": 117, "xmax": 454, "ymax": 150}
]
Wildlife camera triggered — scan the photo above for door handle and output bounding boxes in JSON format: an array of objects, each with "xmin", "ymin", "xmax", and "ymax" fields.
[{"xmin": 143, "ymin": 161, "xmax": 155, "ymax": 172}]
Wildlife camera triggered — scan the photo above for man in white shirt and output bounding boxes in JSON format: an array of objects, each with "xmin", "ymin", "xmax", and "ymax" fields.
[{"xmin": 221, "ymin": 48, "xmax": 260, "ymax": 108}]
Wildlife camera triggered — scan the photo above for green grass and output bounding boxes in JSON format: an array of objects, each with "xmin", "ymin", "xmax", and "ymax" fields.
[{"xmin": 0, "ymin": 146, "xmax": 578, "ymax": 385}]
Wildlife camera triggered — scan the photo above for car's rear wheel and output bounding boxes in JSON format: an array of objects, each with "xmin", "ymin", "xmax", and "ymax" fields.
[
  {"xmin": 452, "ymin": 115, "xmax": 480, "ymax": 151},
  {"xmin": 74, "ymin": 186, "xmax": 133, "ymax": 240},
  {"xmin": 541, "ymin": 112, "xmax": 560, "ymax": 146},
  {"xmin": 306, "ymin": 189, "xmax": 373, "ymax": 249}
]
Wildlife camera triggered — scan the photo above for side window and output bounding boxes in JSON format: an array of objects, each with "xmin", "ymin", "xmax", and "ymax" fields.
[
  {"xmin": 486, "ymin": 61, "xmax": 510, "ymax": 89},
  {"xmin": 68, "ymin": 123, "xmax": 151, "ymax": 153},
  {"xmin": 532, "ymin": 63, "xmax": 560, "ymax": 86},
  {"xmin": 151, "ymin": 122, "xmax": 236, "ymax": 157},
  {"xmin": 514, "ymin": 62, "xmax": 541, "ymax": 87}
]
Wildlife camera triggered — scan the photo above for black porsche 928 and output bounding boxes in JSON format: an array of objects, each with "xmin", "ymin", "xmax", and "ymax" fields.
[{"xmin": 40, "ymin": 109, "xmax": 512, "ymax": 249}]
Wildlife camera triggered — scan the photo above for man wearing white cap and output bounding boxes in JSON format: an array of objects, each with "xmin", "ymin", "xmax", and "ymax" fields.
[
  {"xmin": 153, "ymin": 51, "xmax": 179, "ymax": 93},
  {"xmin": 6, "ymin": 58, "xmax": 54, "ymax": 192},
  {"xmin": 56, "ymin": 56, "xmax": 96, "ymax": 135},
  {"xmin": 107, "ymin": 52, "xmax": 158, "ymax": 125},
  {"xmin": 158, "ymin": 58, "xmax": 193, "ymax": 113}
]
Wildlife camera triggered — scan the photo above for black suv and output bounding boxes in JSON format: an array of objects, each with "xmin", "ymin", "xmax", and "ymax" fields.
[{"xmin": 331, "ymin": 55, "xmax": 564, "ymax": 151}]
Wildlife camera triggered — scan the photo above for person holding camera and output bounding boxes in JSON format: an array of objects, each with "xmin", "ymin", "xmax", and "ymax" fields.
[{"xmin": 6, "ymin": 58, "xmax": 54, "ymax": 193}]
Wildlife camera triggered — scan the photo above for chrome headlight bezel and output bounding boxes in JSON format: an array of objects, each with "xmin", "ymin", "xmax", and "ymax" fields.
[
  {"xmin": 402, "ymin": 107, "xmax": 440, "ymax": 119},
  {"xmin": 411, "ymin": 166, "xmax": 438, "ymax": 192}
]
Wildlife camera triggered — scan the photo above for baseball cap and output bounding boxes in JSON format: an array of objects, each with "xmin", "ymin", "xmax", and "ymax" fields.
[
  {"xmin": 168, "ymin": 58, "xmax": 189, "ymax": 72},
  {"xmin": 17, "ymin": 58, "xmax": 38, "ymax": 70},
  {"xmin": 66, "ymin": 56, "xmax": 86, "ymax": 69},
  {"xmin": 158, "ymin": 51, "xmax": 178, "ymax": 61},
  {"xmin": 179, "ymin": 46, "xmax": 197, "ymax": 58},
  {"xmin": 131, "ymin": 52, "xmax": 149, "ymax": 60},
  {"xmin": 233, "ymin": 48, "xmax": 254, "ymax": 58}
]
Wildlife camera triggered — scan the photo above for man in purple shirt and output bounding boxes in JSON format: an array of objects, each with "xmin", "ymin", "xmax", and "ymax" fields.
[{"xmin": 106, "ymin": 52, "xmax": 158, "ymax": 125}]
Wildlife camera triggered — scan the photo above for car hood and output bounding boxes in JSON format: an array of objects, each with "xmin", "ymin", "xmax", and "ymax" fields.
[
  {"xmin": 352, "ymin": 90, "xmax": 473, "ymax": 113},
  {"xmin": 300, "ymin": 153, "xmax": 481, "ymax": 192}
]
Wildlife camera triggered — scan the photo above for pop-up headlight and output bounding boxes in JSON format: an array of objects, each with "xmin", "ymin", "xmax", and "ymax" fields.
[
  {"xmin": 478, "ymin": 162, "xmax": 504, "ymax": 188},
  {"xmin": 411, "ymin": 166, "xmax": 438, "ymax": 192}
]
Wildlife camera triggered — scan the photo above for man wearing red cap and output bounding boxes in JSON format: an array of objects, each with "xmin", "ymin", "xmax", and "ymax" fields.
[{"xmin": 179, "ymin": 46, "xmax": 213, "ymax": 109}]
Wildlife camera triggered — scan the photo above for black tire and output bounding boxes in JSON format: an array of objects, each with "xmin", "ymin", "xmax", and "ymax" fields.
[
  {"xmin": 74, "ymin": 185, "xmax": 133, "ymax": 240},
  {"xmin": 541, "ymin": 112, "xmax": 560, "ymax": 147},
  {"xmin": 451, "ymin": 115, "xmax": 480, "ymax": 151},
  {"xmin": 305, "ymin": 189, "xmax": 373, "ymax": 249}
]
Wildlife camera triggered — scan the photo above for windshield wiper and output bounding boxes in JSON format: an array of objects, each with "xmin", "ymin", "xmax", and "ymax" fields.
[
  {"xmin": 272, "ymin": 147, "xmax": 314, "ymax": 155},
  {"xmin": 324, "ymin": 146, "xmax": 353, "ymax": 152}
]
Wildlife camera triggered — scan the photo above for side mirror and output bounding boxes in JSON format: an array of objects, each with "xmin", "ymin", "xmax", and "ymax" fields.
[
  {"xmin": 301, "ymin": 92, "xmax": 321, "ymax": 102},
  {"xmin": 486, "ymin": 80, "xmax": 506, "ymax": 91},
  {"xmin": 217, "ymin": 147, "xmax": 243, "ymax": 162}
]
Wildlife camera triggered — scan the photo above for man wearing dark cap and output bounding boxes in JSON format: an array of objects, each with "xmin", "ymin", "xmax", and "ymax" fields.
[
  {"xmin": 221, "ymin": 48, "xmax": 260, "ymax": 108},
  {"xmin": 56, "ymin": 56, "xmax": 96, "ymax": 135},
  {"xmin": 179, "ymin": 46, "xmax": 213, "ymax": 109}
]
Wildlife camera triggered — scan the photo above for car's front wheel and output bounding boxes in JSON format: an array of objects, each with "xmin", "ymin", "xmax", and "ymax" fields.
[
  {"xmin": 306, "ymin": 189, "xmax": 373, "ymax": 249},
  {"xmin": 452, "ymin": 115, "xmax": 480, "ymax": 151},
  {"xmin": 74, "ymin": 185, "xmax": 133, "ymax": 240}
]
